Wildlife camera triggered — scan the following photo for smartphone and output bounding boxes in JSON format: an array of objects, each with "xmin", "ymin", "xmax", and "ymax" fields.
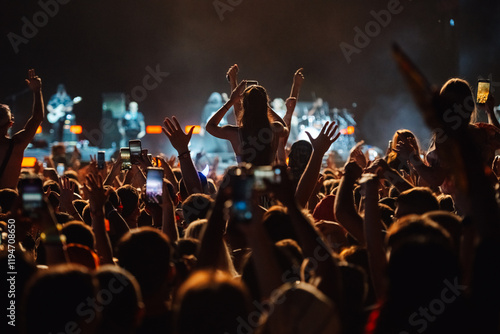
[
  {"xmin": 120, "ymin": 147, "xmax": 132, "ymax": 170},
  {"xmin": 56, "ymin": 163, "xmax": 65, "ymax": 176},
  {"xmin": 19, "ymin": 176, "xmax": 44, "ymax": 217},
  {"xmin": 477, "ymin": 80, "xmax": 490, "ymax": 104},
  {"xmin": 229, "ymin": 166, "xmax": 255, "ymax": 223},
  {"xmin": 129, "ymin": 139, "xmax": 142, "ymax": 163},
  {"xmin": 97, "ymin": 151, "xmax": 106, "ymax": 170},
  {"xmin": 246, "ymin": 80, "xmax": 259, "ymax": 88},
  {"xmin": 253, "ymin": 166, "xmax": 276, "ymax": 191},
  {"xmin": 146, "ymin": 167, "xmax": 164, "ymax": 204}
]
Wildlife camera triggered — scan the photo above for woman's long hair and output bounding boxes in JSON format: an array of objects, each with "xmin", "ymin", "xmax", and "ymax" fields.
[
  {"xmin": 239, "ymin": 85, "xmax": 274, "ymax": 165},
  {"xmin": 240, "ymin": 85, "xmax": 271, "ymax": 131}
]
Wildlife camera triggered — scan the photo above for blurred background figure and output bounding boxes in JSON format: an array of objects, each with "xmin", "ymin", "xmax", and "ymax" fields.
[{"xmin": 118, "ymin": 101, "xmax": 146, "ymax": 147}]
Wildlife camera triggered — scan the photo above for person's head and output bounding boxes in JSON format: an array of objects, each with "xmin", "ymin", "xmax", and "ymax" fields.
[
  {"xmin": 181, "ymin": 193, "xmax": 214, "ymax": 227},
  {"xmin": 0, "ymin": 188, "xmax": 18, "ymax": 213},
  {"xmin": 438, "ymin": 78, "xmax": 476, "ymax": 129},
  {"xmin": 51, "ymin": 143, "xmax": 66, "ymax": 157},
  {"xmin": 387, "ymin": 129, "xmax": 420, "ymax": 170},
  {"xmin": 94, "ymin": 265, "xmax": 144, "ymax": 334},
  {"xmin": 262, "ymin": 206, "xmax": 298, "ymax": 243},
  {"xmin": 394, "ymin": 187, "xmax": 439, "ymax": 219},
  {"xmin": 241, "ymin": 85, "xmax": 269, "ymax": 126},
  {"xmin": 129, "ymin": 101, "xmax": 138, "ymax": 113},
  {"xmin": 116, "ymin": 185, "xmax": 140, "ymax": 221},
  {"xmin": 62, "ymin": 220, "xmax": 96, "ymax": 250},
  {"xmin": 22, "ymin": 264, "xmax": 99, "ymax": 334},
  {"xmin": 184, "ymin": 219, "xmax": 208, "ymax": 240},
  {"xmin": 175, "ymin": 270, "xmax": 251, "ymax": 334},
  {"xmin": 257, "ymin": 282, "xmax": 340, "ymax": 334},
  {"xmin": 0, "ymin": 104, "xmax": 14, "ymax": 135},
  {"xmin": 289, "ymin": 140, "xmax": 313, "ymax": 182},
  {"xmin": 115, "ymin": 227, "xmax": 173, "ymax": 301},
  {"xmin": 56, "ymin": 83, "xmax": 67, "ymax": 95}
]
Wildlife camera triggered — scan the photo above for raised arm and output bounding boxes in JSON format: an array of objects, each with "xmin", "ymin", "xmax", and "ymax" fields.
[
  {"xmin": 367, "ymin": 158, "xmax": 413, "ymax": 192},
  {"xmin": 360, "ymin": 174, "xmax": 388, "ymax": 300},
  {"xmin": 334, "ymin": 161, "xmax": 366, "ymax": 245},
  {"xmin": 83, "ymin": 173, "xmax": 114, "ymax": 265},
  {"xmin": 226, "ymin": 64, "xmax": 244, "ymax": 126},
  {"xmin": 269, "ymin": 167, "xmax": 341, "ymax": 304},
  {"xmin": 161, "ymin": 179, "xmax": 179, "ymax": 243},
  {"xmin": 206, "ymin": 80, "xmax": 246, "ymax": 139},
  {"xmin": 290, "ymin": 68, "xmax": 304, "ymax": 100},
  {"xmin": 295, "ymin": 121, "xmax": 339, "ymax": 208},
  {"xmin": 17, "ymin": 69, "xmax": 44, "ymax": 146},
  {"xmin": 163, "ymin": 116, "xmax": 203, "ymax": 195}
]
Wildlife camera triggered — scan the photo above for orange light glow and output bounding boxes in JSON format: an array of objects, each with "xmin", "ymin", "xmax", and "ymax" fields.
[
  {"xmin": 36, "ymin": 126, "xmax": 42, "ymax": 134},
  {"xmin": 146, "ymin": 125, "xmax": 163, "ymax": 134},
  {"xmin": 70, "ymin": 125, "xmax": 82, "ymax": 134},
  {"xmin": 340, "ymin": 126, "xmax": 355, "ymax": 135},
  {"xmin": 22, "ymin": 157, "xmax": 37, "ymax": 168},
  {"xmin": 185, "ymin": 125, "xmax": 201, "ymax": 134}
]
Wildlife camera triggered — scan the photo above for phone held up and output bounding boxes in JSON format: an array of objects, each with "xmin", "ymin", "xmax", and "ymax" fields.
[
  {"xmin": 146, "ymin": 167, "xmax": 164, "ymax": 204},
  {"xmin": 477, "ymin": 80, "xmax": 490, "ymax": 104},
  {"xmin": 19, "ymin": 176, "xmax": 44, "ymax": 218},
  {"xmin": 228, "ymin": 164, "xmax": 281, "ymax": 223}
]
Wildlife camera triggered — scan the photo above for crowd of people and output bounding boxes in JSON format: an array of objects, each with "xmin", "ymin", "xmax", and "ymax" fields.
[{"xmin": 1, "ymin": 60, "xmax": 500, "ymax": 334}]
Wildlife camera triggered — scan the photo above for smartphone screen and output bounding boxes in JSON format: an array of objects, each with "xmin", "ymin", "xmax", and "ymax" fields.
[
  {"xmin": 56, "ymin": 163, "xmax": 65, "ymax": 176},
  {"xmin": 230, "ymin": 167, "xmax": 254, "ymax": 223},
  {"xmin": 120, "ymin": 147, "xmax": 132, "ymax": 170},
  {"xmin": 477, "ymin": 80, "xmax": 490, "ymax": 104},
  {"xmin": 97, "ymin": 151, "xmax": 106, "ymax": 170},
  {"xmin": 20, "ymin": 177, "xmax": 44, "ymax": 214},
  {"xmin": 246, "ymin": 80, "xmax": 259, "ymax": 88},
  {"xmin": 253, "ymin": 166, "xmax": 274, "ymax": 191},
  {"xmin": 146, "ymin": 167, "xmax": 164, "ymax": 204},
  {"xmin": 129, "ymin": 140, "xmax": 142, "ymax": 156}
]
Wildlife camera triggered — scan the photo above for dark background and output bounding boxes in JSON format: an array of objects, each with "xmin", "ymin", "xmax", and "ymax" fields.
[{"xmin": 1, "ymin": 0, "xmax": 499, "ymax": 155}]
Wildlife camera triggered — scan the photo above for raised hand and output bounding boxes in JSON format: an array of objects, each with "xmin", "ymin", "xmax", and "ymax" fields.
[
  {"xmin": 226, "ymin": 64, "xmax": 239, "ymax": 83},
  {"xmin": 88, "ymin": 154, "xmax": 99, "ymax": 176},
  {"xmin": 348, "ymin": 140, "xmax": 367, "ymax": 169},
  {"xmin": 306, "ymin": 121, "xmax": 340, "ymax": 155},
  {"xmin": 83, "ymin": 173, "xmax": 109, "ymax": 213},
  {"xmin": 293, "ymin": 68, "xmax": 305, "ymax": 87},
  {"xmin": 163, "ymin": 116, "xmax": 193, "ymax": 154},
  {"xmin": 25, "ymin": 69, "xmax": 42, "ymax": 92},
  {"xmin": 365, "ymin": 158, "xmax": 389, "ymax": 177},
  {"xmin": 58, "ymin": 176, "xmax": 76, "ymax": 212},
  {"xmin": 229, "ymin": 80, "xmax": 247, "ymax": 103}
]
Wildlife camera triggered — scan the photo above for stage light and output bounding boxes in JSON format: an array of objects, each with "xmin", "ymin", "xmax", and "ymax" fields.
[
  {"xmin": 146, "ymin": 125, "xmax": 163, "ymax": 134},
  {"xmin": 70, "ymin": 125, "xmax": 82, "ymax": 134},
  {"xmin": 22, "ymin": 157, "xmax": 37, "ymax": 168},
  {"xmin": 450, "ymin": 19, "xmax": 455, "ymax": 26},
  {"xmin": 347, "ymin": 126, "xmax": 355, "ymax": 135},
  {"xmin": 36, "ymin": 126, "xmax": 42, "ymax": 134},
  {"xmin": 185, "ymin": 125, "xmax": 201, "ymax": 134}
]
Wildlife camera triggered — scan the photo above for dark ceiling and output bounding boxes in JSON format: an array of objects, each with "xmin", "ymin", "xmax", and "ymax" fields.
[{"xmin": 1, "ymin": 0, "xmax": 499, "ymax": 152}]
